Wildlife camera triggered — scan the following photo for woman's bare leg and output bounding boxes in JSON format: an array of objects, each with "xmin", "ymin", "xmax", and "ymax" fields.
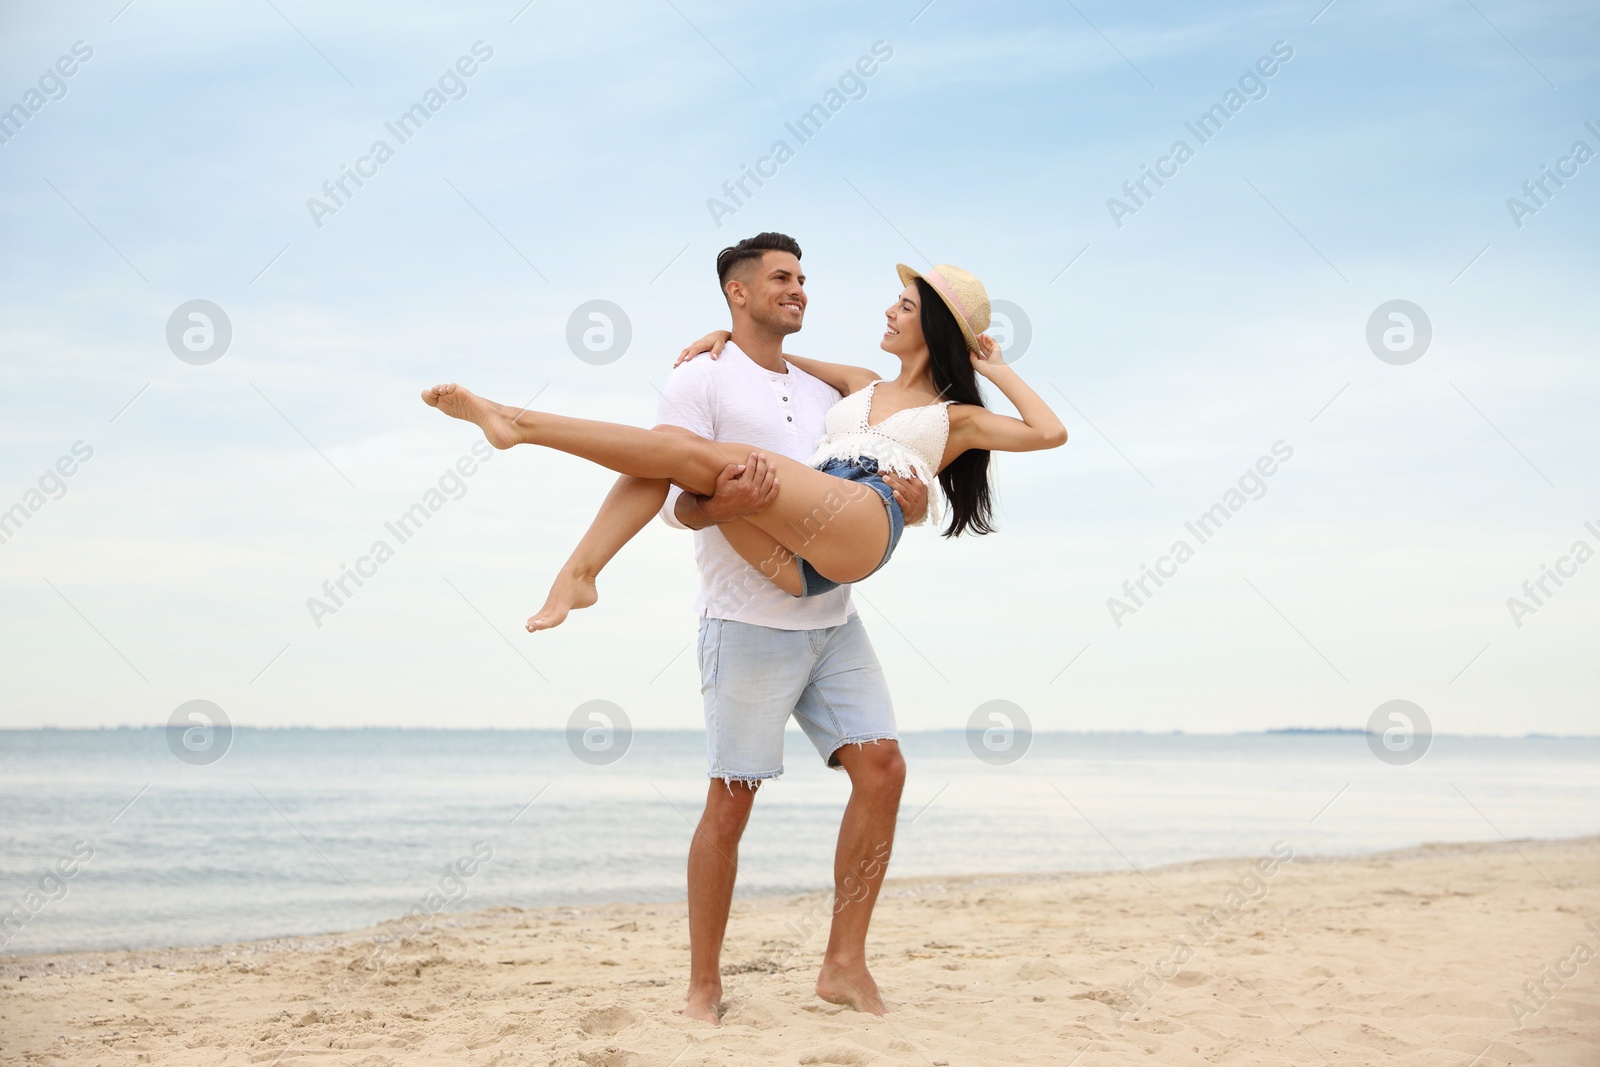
[
  {"xmin": 720, "ymin": 520, "xmax": 804, "ymax": 597},
  {"xmin": 422, "ymin": 383, "xmax": 889, "ymax": 583},
  {"xmin": 527, "ymin": 474, "xmax": 667, "ymax": 632},
  {"xmin": 426, "ymin": 384, "xmax": 745, "ymax": 491},
  {"xmin": 529, "ymin": 424, "xmax": 729, "ymax": 631}
]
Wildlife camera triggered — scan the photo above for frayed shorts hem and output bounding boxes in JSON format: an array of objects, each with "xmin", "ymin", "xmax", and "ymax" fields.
[
  {"xmin": 707, "ymin": 769, "xmax": 784, "ymax": 785},
  {"xmin": 824, "ymin": 732, "xmax": 900, "ymax": 769}
]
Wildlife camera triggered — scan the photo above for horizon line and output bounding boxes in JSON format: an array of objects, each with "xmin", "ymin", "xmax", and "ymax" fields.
[{"xmin": 3, "ymin": 725, "xmax": 1597, "ymax": 740}]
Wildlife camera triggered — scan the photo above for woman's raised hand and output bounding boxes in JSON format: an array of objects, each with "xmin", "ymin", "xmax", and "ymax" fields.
[
  {"xmin": 675, "ymin": 330, "xmax": 733, "ymax": 367},
  {"xmin": 970, "ymin": 334, "xmax": 1008, "ymax": 377}
]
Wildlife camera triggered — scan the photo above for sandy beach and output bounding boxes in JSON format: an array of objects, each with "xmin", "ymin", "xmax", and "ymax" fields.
[{"xmin": 2, "ymin": 835, "xmax": 1595, "ymax": 1066}]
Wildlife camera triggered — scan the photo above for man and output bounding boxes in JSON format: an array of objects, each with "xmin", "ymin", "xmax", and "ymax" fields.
[{"xmin": 658, "ymin": 232, "xmax": 920, "ymax": 1023}]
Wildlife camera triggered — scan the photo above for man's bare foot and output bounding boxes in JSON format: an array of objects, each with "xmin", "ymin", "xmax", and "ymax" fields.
[
  {"xmin": 816, "ymin": 960, "xmax": 887, "ymax": 1015},
  {"xmin": 682, "ymin": 987, "xmax": 722, "ymax": 1025},
  {"xmin": 527, "ymin": 570, "xmax": 599, "ymax": 632},
  {"xmin": 420, "ymin": 383, "xmax": 524, "ymax": 449}
]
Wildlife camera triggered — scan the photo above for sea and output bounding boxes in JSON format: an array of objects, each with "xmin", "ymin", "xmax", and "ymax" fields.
[{"xmin": 2, "ymin": 728, "xmax": 1596, "ymax": 957}]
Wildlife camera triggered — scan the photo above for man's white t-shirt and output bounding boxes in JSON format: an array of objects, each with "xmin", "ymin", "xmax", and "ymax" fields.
[{"xmin": 657, "ymin": 342, "xmax": 855, "ymax": 630}]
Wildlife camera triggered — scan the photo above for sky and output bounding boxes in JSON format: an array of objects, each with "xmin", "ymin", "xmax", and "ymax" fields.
[{"xmin": 1, "ymin": 0, "xmax": 1596, "ymax": 736}]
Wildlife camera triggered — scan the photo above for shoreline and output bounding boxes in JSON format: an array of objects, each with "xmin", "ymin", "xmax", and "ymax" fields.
[{"xmin": 4, "ymin": 833, "xmax": 1592, "ymax": 975}]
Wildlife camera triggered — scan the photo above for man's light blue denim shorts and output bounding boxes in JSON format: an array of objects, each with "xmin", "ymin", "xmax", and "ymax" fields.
[{"xmin": 697, "ymin": 613, "xmax": 898, "ymax": 783}]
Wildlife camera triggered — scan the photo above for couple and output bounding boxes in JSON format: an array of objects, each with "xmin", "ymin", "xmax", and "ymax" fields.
[{"xmin": 422, "ymin": 232, "xmax": 1066, "ymax": 1022}]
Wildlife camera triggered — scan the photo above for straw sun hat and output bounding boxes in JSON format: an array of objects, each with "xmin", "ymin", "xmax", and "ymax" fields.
[{"xmin": 896, "ymin": 263, "xmax": 991, "ymax": 353}]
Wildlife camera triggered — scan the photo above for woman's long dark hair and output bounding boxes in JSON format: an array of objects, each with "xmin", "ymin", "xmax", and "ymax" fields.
[{"xmin": 915, "ymin": 277, "xmax": 995, "ymax": 537}]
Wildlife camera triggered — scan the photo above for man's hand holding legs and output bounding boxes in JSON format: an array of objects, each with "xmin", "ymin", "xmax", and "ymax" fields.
[{"xmin": 674, "ymin": 452, "xmax": 779, "ymax": 530}]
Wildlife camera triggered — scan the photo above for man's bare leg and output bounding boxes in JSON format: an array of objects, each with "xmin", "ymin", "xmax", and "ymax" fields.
[
  {"xmin": 684, "ymin": 778, "xmax": 758, "ymax": 1024},
  {"xmin": 816, "ymin": 740, "xmax": 905, "ymax": 1015}
]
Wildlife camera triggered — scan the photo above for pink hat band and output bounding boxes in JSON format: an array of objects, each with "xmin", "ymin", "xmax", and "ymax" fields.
[{"xmin": 921, "ymin": 268, "xmax": 974, "ymax": 331}]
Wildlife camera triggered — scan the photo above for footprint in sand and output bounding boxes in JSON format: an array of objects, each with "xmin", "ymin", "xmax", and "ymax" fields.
[
  {"xmin": 724, "ymin": 999, "xmax": 783, "ymax": 1030},
  {"xmin": 575, "ymin": 1046, "xmax": 636, "ymax": 1067},
  {"xmin": 799, "ymin": 1046, "xmax": 873, "ymax": 1065},
  {"xmin": 1010, "ymin": 959, "xmax": 1066, "ymax": 982},
  {"xmin": 1167, "ymin": 969, "xmax": 1209, "ymax": 988},
  {"xmin": 577, "ymin": 1005, "xmax": 638, "ymax": 1037}
]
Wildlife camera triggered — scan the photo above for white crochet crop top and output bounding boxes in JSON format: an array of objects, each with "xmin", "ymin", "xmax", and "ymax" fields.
[{"xmin": 807, "ymin": 381, "xmax": 954, "ymax": 525}]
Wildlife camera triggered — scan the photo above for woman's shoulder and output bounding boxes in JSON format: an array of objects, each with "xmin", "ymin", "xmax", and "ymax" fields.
[
  {"xmin": 942, "ymin": 401, "xmax": 984, "ymax": 429},
  {"xmin": 838, "ymin": 369, "xmax": 884, "ymax": 392},
  {"xmin": 816, "ymin": 376, "xmax": 882, "ymax": 408}
]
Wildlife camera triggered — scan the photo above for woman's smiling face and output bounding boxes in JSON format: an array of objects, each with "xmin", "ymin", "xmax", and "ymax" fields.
[{"xmin": 881, "ymin": 284, "xmax": 924, "ymax": 355}]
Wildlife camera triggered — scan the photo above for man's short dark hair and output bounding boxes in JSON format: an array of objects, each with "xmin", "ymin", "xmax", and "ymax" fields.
[{"xmin": 716, "ymin": 232, "xmax": 802, "ymax": 292}]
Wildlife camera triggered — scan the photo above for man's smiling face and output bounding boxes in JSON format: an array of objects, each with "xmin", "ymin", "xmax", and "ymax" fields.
[{"xmin": 737, "ymin": 251, "xmax": 807, "ymax": 336}]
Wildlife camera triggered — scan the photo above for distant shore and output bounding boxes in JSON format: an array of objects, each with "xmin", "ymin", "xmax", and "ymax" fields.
[
  {"xmin": 6, "ymin": 725, "xmax": 1599, "ymax": 736},
  {"xmin": 4, "ymin": 835, "xmax": 1596, "ymax": 1065}
]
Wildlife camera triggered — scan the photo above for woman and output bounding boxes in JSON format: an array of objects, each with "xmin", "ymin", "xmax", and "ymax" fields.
[{"xmin": 421, "ymin": 263, "xmax": 1067, "ymax": 628}]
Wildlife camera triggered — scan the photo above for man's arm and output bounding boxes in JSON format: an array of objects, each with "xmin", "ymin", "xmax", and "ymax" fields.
[
  {"xmin": 674, "ymin": 454, "xmax": 779, "ymax": 529},
  {"xmin": 657, "ymin": 361, "xmax": 717, "ymax": 531},
  {"xmin": 674, "ymin": 491, "xmax": 716, "ymax": 531},
  {"xmin": 656, "ymin": 361, "xmax": 778, "ymax": 530}
]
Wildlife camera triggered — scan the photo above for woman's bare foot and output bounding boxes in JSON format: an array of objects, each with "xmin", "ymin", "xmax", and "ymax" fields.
[
  {"xmin": 815, "ymin": 961, "xmax": 887, "ymax": 1015},
  {"xmin": 526, "ymin": 569, "xmax": 599, "ymax": 632},
  {"xmin": 420, "ymin": 383, "xmax": 524, "ymax": 449}
]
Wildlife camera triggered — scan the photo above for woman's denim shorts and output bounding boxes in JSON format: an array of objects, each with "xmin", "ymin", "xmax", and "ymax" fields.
[{"xmin": 795, "ymin": 457, "xmax": 905, "ymax": 598}]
